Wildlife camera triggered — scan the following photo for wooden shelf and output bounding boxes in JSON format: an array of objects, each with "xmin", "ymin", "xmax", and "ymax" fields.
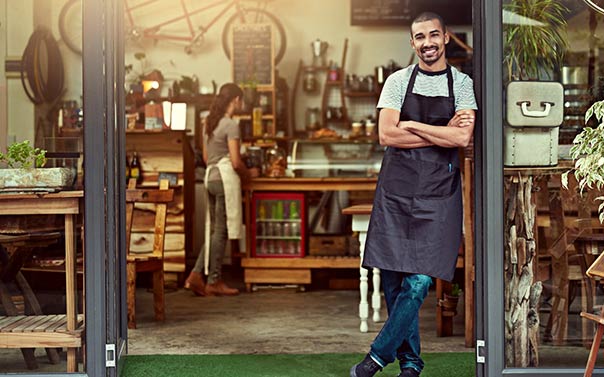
[
  {"xmin": 242, "ymin": 256, "xmax": 360, "ymax": 269},
  {"xmin": 0, "ymin": 314, "xmax": 84, "ymax": 348},
  {"xmin": 242, "ymin": 256, "xmax": 360, "ymax": 290},
  {"xmin": 235, "ymin": 114, "xmax": 275, "ymax": 120},
  {"xmin": 344, "ymin": 91, "xmax": 378, "ymax": 98},
  {"xmin": 125, "ymin": 129, "xmax": 191, "ymax": 134}
]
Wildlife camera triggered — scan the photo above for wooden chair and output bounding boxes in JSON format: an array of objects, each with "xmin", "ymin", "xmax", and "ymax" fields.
[
  {"xmin": 577, "ymin": 233, "xmax": 604, "ymax": 377},
  {"xmin": 126, "ymin": 179, "xmax": 174, "ymax": 329}
]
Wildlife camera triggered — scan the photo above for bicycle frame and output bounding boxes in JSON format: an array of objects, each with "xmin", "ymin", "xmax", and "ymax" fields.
[{"xmin": 124, "ymin": 0, "xmax": 244, "ymax": 43}]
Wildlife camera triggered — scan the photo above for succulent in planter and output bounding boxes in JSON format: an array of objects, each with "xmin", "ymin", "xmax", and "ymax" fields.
[
  {"xmin": 0, "ymin": 140, "xmax": 75, "ymax": 190},
  {"xmin": 0, "ymin": 140, "xmax": 46, "ymax": 168},
  {"xmin": 562, "ymin": 100, "xmax": 604, "ymax": 223},
  {"xmin": 450, "ymin": 283, "xmax": 462, "ymax": 297},
  {"xmin": 440, "ymin": 283, "xmax": 462, "ymax": 315}
]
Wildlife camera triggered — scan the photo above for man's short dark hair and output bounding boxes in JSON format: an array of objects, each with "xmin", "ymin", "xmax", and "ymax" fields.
[{"xmin": 410, "ymin": 12, "xmax": 447, "ymax": 35}]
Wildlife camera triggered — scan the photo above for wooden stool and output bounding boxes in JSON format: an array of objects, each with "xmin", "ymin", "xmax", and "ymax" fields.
[{"xmin": 125, "ymin": 179, "xmax": 174, "ymax": 329}]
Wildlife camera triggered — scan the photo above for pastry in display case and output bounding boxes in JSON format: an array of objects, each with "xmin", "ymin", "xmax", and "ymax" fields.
[{"xmin": 288, "ymin": 139, "xmax": 383, "ymax": 177}]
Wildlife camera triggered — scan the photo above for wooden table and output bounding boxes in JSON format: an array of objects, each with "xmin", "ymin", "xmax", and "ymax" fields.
[
  {"xmin": 342, "ymin": 204, "xmax": 381, "ymax": 333},
  {"xmin": 240, "ymin": 177, "xmax": 377, "ymax": 288},
  {"xmin": 0, "ymin": 190, "xmax": 84, "ymax": 372}
]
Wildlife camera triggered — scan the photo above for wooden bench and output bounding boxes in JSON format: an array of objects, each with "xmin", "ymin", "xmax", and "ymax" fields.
[{"xmin": 241, "ymin": 256, "xmax": 360, "ymax": 292}]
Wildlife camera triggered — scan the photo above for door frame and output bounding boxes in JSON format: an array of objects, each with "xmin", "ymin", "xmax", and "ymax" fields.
[
  {"xmin": 478, "ymin": 0, "xmax": 601, "ymax": 375},
  {"xmin": 83, "ymin": 0, "xmax": 125, "ymax": 375}
]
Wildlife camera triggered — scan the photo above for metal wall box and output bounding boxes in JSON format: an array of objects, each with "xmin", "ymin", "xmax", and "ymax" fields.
[
  {"xmin": 506, "ymin": 81, "xmax": 564, "ymax": 127},
  {"xmin": 504, "ymin": 81, "xmax": 564, "ymax": 166}
]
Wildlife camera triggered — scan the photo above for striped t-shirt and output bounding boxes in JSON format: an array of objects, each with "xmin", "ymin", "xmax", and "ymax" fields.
[{"xmin": 377, "ymin": 64, "xmax": 477, "ymax": 112}]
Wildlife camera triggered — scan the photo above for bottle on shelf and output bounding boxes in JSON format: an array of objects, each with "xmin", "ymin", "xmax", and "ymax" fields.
[
  {"xmin": 129, "ymin": 151, "xmax": 142, "ymax": 184},
  {"xmin": 290, "ymin": 201, "xmax": 300, "ymax": 219},
  {"xmin": 125, "ymin": 154, "xmax": 131, "ymax": 181},
  {"xmin": 252, "ymin": 107, "xmax": 263, "ymax": 137}
]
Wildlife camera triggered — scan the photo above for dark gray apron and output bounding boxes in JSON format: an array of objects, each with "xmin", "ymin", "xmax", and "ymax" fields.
[{"xmin": 363, "ymin": 65, "xmax": 461, "ymax": 282}]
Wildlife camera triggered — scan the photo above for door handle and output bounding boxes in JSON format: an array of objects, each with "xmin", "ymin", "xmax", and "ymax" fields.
[{"xmin": 519, "ymin": 101, "xmax": 553, "ymax": 118}]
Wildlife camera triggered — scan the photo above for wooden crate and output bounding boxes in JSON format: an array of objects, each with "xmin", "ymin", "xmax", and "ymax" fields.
[{"xmin": 308, "ymin": 235, "xmax": 348, "ymax": 256}]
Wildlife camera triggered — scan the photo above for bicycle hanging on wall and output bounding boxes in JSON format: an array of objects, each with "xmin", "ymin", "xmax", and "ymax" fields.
[
  {"xmin": 583, "ymin": 0, "xmax": 604, "ymax": 14},
  {"xmin": 58, "ymin": 0, "xmax": 287, "ymax": 64}
]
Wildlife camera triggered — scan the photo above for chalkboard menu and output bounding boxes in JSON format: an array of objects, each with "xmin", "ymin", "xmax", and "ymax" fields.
[
  {"xmin": 350, "ymin": 0, "xmax": 472, "ymax": 26},
  {"xmin": 231, "ymin": 24, "xmax": 274, "ymax": 86}
]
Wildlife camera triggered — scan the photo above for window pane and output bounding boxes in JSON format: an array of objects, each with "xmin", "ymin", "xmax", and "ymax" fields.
[{"xmin": 502, "ymin": 0, "xmax": 604, "ymax": 368}]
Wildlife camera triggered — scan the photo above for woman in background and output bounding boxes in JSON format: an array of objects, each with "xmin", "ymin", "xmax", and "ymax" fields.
[{"xmin": 185, "ymin": 83, "xmax": 259, "ymax": 296}]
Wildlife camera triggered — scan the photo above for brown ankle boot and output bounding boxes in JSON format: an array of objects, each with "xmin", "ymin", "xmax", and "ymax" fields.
[
  {"xmin": 184, "ymin": 271, "xmax": 206, "ymax": 296},
  {"xmin": 205, "ymin": 280, "xmax": 239, "ymax": 296}
]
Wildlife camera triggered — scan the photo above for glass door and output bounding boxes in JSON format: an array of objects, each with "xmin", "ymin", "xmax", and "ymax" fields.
[{"xmin": 482, "ymin": 0, "xmax": 604, "ymax": 375}]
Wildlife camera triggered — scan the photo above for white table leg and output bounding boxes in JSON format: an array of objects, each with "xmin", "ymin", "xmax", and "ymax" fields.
[
  {"xmin": 358, "ymin": 230, "xmax": 369, "ymax": 333},
  {"xmin": 372, "ymin": 268, "xmax": 381, "ymax": 322}
]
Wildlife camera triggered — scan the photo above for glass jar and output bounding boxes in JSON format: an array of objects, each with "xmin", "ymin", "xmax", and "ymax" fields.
[
  {"xmin": 306, "ymin": 107, "xmax": 321, "ymax": 131},
  {"xmin": 303, "ymin": 67, "xmax": 318, "ymax": 92},
  {"xmin": 264, "ymin": 145, "xmax": 287, "ymax": 177},
  {"xmin": 246, "ymin": 146, "xmax": 263, "ymax": 169}
]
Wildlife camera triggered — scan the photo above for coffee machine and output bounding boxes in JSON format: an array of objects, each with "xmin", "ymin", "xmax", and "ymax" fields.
[{"xmin": 311, "ymin": 39, "xmax": 329, "ymax": 67}]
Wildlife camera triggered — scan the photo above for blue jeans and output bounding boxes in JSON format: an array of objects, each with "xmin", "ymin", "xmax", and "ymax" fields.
[{"xmin": 369, "ymin": 271, "xmax": 432, "ymax": 373}]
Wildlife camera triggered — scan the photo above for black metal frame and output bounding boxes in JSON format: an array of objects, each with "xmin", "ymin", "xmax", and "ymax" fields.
[{"xmin": 478, "ymin": 0, "xmax": 603, "ymax": 375}]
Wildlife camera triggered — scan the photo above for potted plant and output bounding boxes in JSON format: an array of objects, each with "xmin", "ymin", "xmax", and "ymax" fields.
[
  {"xmin": 562, "ymin": 100, "xmax": 604, "ymax": 222},
  {"xmin": 503, "ymin": 0, "xmax": 569, "ymax": 167},
  {"xmin": 504, "ymin": 0, "xmax": 569, "ymax": 81},
  {"xmin": 439, "ymin": 283, "xmax": 462, "ymax": 315},
  {"xmin": 0, "ymin": 140, "xmax": 75, "ymax": 191}
]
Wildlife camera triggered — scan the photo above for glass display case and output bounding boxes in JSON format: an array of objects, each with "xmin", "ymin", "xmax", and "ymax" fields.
[
  {"xmin": 288, "ymin": 138, "xmax": 383, "ymax": 177},
  {"xmin": 251, "ymin": 192, "xmax": 306, "ymax": 258}
]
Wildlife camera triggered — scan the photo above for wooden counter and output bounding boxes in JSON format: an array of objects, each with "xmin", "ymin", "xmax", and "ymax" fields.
[
  {"xmin": 241, "ymin": 177, "xmax": 377, "ymax": 290},
  {"xmin": 242, "ymin": 177, "xmax": 377, "ymax": 192}
]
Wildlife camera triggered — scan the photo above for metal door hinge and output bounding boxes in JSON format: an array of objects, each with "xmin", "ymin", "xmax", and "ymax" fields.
[
  {"xmin": 106, "ymin": 344, "xmax": 116, "ymax": 368},
  {"xmin": 476, "ymin": 340, "xmax": 486, "ymax": 364}
]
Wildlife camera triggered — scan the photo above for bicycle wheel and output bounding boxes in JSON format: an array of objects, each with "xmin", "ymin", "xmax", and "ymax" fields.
[
  {"xmin": 58, "ymin": 0, "xmax": 82, "ymax": 55},
  {"xmin": 584, "ymin": 0, "xmax": 604, "ymax": 14},
  {"xmin": 221, "ymin": 8, "xmax": 287, "ymax": 65}
]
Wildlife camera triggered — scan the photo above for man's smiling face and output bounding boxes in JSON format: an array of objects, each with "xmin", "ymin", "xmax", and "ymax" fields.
[{"xmin": 410, "ymin": 19, "xmax": 449, "ymax": 69}]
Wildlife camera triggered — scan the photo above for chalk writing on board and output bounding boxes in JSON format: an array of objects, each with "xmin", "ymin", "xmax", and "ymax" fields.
[
  {"xmin": 350, "ymin": 0, "xmax": 471, "ymax": 26},
  {"xmin": 232, "ymin": 24, "xmax": 274, "ymax": 86}
]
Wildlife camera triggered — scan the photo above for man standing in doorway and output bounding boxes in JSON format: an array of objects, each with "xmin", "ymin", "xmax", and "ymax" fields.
[{"xmin": 350, "ymin": 12, "xmax": 477, "ymax": 377}]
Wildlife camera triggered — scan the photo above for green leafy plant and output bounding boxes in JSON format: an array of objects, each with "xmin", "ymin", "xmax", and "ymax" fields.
[
  {"xmin": 503, "ymin": 0, "xmax": 569, "ymax": 81},
  {"xmin": 451, "ymin": 283, "xmax": 462, "ymax": 297},
  {"xmin": 562, "ymin": 100, "xmax": 604, "ymax": 223},
  {"xmin": 0, "ymin": 140, "xmax": 46, "ymax": 168}
]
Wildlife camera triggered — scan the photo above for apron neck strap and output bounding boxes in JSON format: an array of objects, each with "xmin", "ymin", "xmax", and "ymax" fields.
[{"xmin": 406, "ymin": 64, "xmax": 454, "ymax": 98}]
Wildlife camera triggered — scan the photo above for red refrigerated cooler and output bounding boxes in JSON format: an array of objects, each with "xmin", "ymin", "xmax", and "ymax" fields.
[{"xmin": 251, "ymin": 192, "xmax": 306, "ymax": 258}]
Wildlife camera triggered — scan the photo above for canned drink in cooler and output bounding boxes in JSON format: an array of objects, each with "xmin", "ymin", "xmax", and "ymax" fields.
[
  {"xmin": 283, "ymin": 223, "xmax": 291, "ymax": 237},
  {"xmin": 273, "ymin": 222, "xmax": 283, "ymax": 237},
  {"xmin": 257, "ymin": 222, "xmax": 263, "ymax": 236},
  {"xmin": 291, "ymin": 222, "xmax": 300, "ymax": 236}
]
